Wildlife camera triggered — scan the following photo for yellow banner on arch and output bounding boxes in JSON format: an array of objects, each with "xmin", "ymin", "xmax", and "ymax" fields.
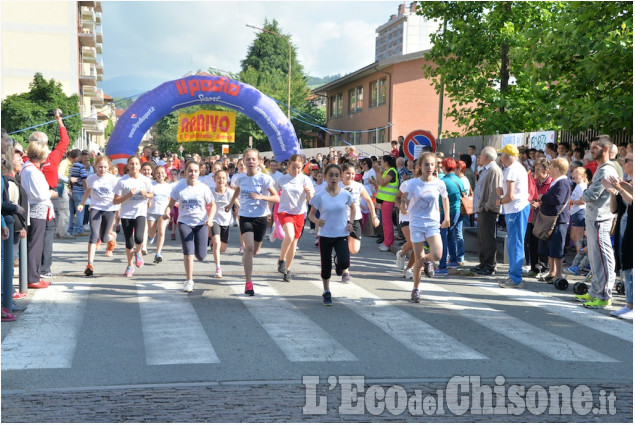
[{"xmin": 177, "ymin": 110, "xmax": 236, "ymax": 143}]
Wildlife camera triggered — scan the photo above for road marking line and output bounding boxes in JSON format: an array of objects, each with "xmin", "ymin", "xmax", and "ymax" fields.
[
  {"xmin": 391, "ymin": 280, "xmax": 619, "ymax": 363},
  {"xmin": 1, "ymin": 283, "xmax": 90, "ymax": 370},
  {"xmin": 309, "ymin": 281, "xmax": 487, "ymax": 360},
  {"xmin": 137, "ymin": 281, "xmax": 219, "ymax": 365},
  {"xmin": 226, "ymin": 281, "xmax": 357, "ymax": 362},
  {"xmin": 479, "ymin": 282, "xmax": 633, "ymax": 342}
]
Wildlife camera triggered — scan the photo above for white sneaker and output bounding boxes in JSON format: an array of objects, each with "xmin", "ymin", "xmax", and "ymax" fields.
[
  {"xmin": 148, "ymin": 237, "xmax": 155, "ymax": 245},
  {"xmin": 404, "ymin": 268, "xmax": 413, "ymax": 279},
  {"xmin": 309, "ymin": 228, "xmax": 315, "ymax": 234},
  {"xmin": 618, "ymin": 309, "xmax": 633, "ymax": 320},
  {"xmin": 396, "ymin": 251, "xmax": 405, "ymax": 270},
  {"xmin": 522, "ymin": 265, "xmax": 530, "ymax": 273},
  {"xmin": 183, "ymin": 280, "xmax": 194, "ymax": 293},
  {"xmin": 611, "ymin": 306, "xmax": 631, "ymax": 317},
  {"xmin": 269, "ymin": 230, "xmax": 276, "ymax": 242},
  {"xmin": 379, "ymin": 244, "xmax": 390, "ymax": 252}
]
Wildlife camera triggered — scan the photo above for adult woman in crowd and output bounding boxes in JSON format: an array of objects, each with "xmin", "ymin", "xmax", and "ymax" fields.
[
  {"xmin": 536, "ymin": 158, "xmax": 571, "ymax": 282},
  {"xmin": 360, "ymin": 157, "xmax": 377, "ymax": 230},
  {"xmin": 21, "ymin": 141, "xmax": 53, "ymax": 289},
  {"xmin": 436, "ymin": 157, "xmax": 466, "ymax": 275},
  {"xmin": 78, "ymin": 156, "xmax": 118, "ymax": 276},
  {"xmin": 527, "ymin": 158, "xmax": 552, "ymax": 277},
  {"xmin": 569, "ymin": 166, "xmax": 588, "ymax": 250},
  {"xmin": 373, "ymin": 155, "xmax": 398, "ymax": 252},
  {"xmin": 228, "ymin": 149, "xmax": 279, "ymax": 296}
]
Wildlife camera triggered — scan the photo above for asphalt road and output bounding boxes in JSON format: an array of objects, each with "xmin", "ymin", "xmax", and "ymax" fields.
[{"xmin": 2, "ymin": 224, "xmax": 632, "ymax": 422}]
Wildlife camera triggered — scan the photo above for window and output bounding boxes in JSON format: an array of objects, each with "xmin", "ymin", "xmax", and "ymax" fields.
[
  {"xmin": 370, "ymin": 78, "xmax": 387, "ymax": 108},
  {"xmin": 330, "ymin": 134, "xmax": 342, "ymax": 147},
  {"xmin": 350, "ymin": 131, "xmax": 362, "ymax": 145},
  {"xmin": 329, "ymin": 93, "xmax": 343, "ymax": 118},
  {"xmin": 348, "ymin": 86, "xmax": 363, "ymax": 114},
  {"xmin": 368, "ymin": 128, "xmax": 385, "ymax": 144}
]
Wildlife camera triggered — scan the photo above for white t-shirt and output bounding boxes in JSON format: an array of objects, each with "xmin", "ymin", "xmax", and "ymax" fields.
[
  {"xmin": 459, "ymin": 176, "xmax": 471, "ymax": 194},
  {"xmin": 200, "ymin": 174, "xmax": 217, "ymax": 192},
  {"xmin": 570, "ymin": 182, "xmax": 587, "ymax": 215},
  {"xmin": 114, "ymin": 174, "xmax": 153, "ymax": 219},
  {"xmin": 233, "ymin": 172, "xmax": 275, "ymax": 217},
  {"xmin": 270, "ymin": 170, "xmax": 283, "ymax": 182},
  {"xmin": 362, "ymin": 169, "xmax": 377, "ymax": 196},
  {"xmin": 148, "ymin": 181, "xmax": 173, "ymax": 216},
  {"xmin": 501, "ymin": 160, "xmax": 530, "ymax": 214},
  {"xmin": 310, "ymin": 189, "xmax": 353, "ymax": 238},
  {"xmin": 398, "ymin": 179, "xmax": 412, "ymax": 223},
  {"xmin": 212, "ymin": 187, "xmax": 235, "ymax": 226},
  {"xmin": 169, "ymin": 180, "xmax": 213, "ymax": 227},
  {"xmin": 470, "ymin": 154, "xmax": 477, "ymax": 172},
  {"xmin": 313, "ymin": 180, "xmax": 327, "ymax": 194},
  {"xmin": 86, "ymin": 173, "xmax": 118, "ymax": 212},
  {"xmin": 275, "ymin": 173, "xmax": 314, "ymax": 215},
  {"xmin": 339, "ymin": 181, "xmax": 366, "ymax": 221},
  {"xmin": 407, "ymin": 178, "xmax": 448, "ymax": 228}
]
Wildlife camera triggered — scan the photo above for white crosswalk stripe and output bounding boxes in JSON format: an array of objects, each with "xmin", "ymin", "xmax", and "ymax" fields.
[
  {"xmin": 1, "ymin": 282, "xmax": 90, "ymax": 370},
  {"xmin": 390, "ymin": 280, "xmax": 619, "ymax": 363},
  {"xmin": 225, "ymin": 281, "xmax": 357, "ymax": 362},
  {"xmin": 309, "ymin": 280, "xmax": 487, "ymax": 360},
  {"xmin": 137, "ymin": 281, "xmax": 219, "ymax": 365}
]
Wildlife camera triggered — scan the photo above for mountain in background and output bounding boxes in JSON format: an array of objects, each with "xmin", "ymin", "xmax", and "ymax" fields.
[
  {"xmin": 307, "ymin": 74, "xmax": 342, "ymax": 89},
  {"xmin": 100, "ymin": 74, "xmax": 169, "ymax": 101}
]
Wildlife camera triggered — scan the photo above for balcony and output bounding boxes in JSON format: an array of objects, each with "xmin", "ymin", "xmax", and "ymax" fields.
[
  {"xmin": 82, "ymin": 46, "xmax": 97, "ymax": 63},
  {"xmin": 80, "ymin": 6, "xmax": 95, "ymax": 22},
  {"xmin": 83, "ymin": 84, "xmax": 97, "ymax": 97},
  {"xmin": 95, "ymin": 12, "xmax": 102, "ymax": 23},
  {"xmin": 96, "ymin": 25, "xmax": 103, "ymax": 43},
  {"xmin": 95, "ymin": 1, "xmax": 102, "ymax": 13},
  {"xmin": 96, "ymin": 42, "xmax": 102, "ymax": 54},
  {"xmin": 91, "ymin": 88, "xmax": 104, "ymax": 106},
  {"xmin": 78, "ymin": 21, "xmax": 96, "ymax": 47},
  {"xmin": 86, "ymin": 121, "xmax": 104, "ymax": 135},
  {"xmin": 79, "ymin": 63, "xmax": 97, "ymax": 85},
  {"xmin": 96, "ymin": 56, "xmax": 103, "ymax": 74},
  {"xmin": 81, "ymin": 104, "xmax": 98, "ymax": 124}
]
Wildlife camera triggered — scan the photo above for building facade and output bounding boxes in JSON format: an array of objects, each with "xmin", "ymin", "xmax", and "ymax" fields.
[{"xmin": 1, "ymin": 0, "xmax": 107, "ymax": 150}]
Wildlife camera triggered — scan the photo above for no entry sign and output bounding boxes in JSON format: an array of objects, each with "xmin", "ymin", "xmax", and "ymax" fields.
[{"xmin": 404, "ymin": 130, "xmax": 437, "ymax": 161}]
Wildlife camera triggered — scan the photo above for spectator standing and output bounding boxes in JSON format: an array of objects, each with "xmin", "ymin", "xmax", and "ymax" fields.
[
  {"xmin": 496, "ymin": 144, "xmax": 530, "ymax": 288},
  {"xmin": 569, "ymin": 166, "xmax": 588, "ymax": 250},
  {"xmin": 373, "ymin": 155, "xmax": 398, "ymax": 252},
  {"xmin": 576, "ymin": 135, "xmax": 619, "ymax": 308},
  {"xmin": 67, "ymin": 149, "xmax": 88, "ymax": 236},
  {"xmin": 471, "ymin": 147, "xmax": 503, "ymax": 276},
  {"xmin": 526, "ymin": 158, "xmax": 552, "ymax": 276},
  {"xmin": 467, "ymin": 145, "xmax": 477, "ymax": 172},
  {"xmin": 436, "ymin": 158, "xmax": 465, "ymax": 275}
]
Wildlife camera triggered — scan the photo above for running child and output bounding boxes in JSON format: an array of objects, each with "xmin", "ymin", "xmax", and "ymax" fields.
[
  {"xmin": 210, "ymin": 169, "xmax": 236, "ymax": 278},
  {"xmin": 147, "ymin": 166, "xmax": 172, "ymax": 263}
]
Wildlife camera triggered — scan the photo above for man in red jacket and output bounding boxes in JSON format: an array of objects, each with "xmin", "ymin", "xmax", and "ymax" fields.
[{"xmin": 28, "ymin": 109, "xmax": 70, "ymax": 279}]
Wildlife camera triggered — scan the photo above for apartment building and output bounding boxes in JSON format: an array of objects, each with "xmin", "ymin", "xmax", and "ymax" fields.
[{"xmin": 1, "ymin": 1, "xmax": 108, "ymax": 151}]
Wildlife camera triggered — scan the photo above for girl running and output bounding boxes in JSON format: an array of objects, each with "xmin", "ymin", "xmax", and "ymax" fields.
[
  {"xmin": 401, "ymin": 152, "xmax": 450, "ymax": 303},
  {"xmin": 163, "ymin": 161, "xmax": 216, "ymax": 293},
  {"xmin": 275, "ymin": 154, "xmax": 315, "ymax": 282},
  {"xmin": 78, "ymin": 156, "xmax": 118, "ymax": 276},
  {"xmin": 113, "ymin": 156, "xmax": 154, "ymax": 277},
  {"xmin": 147, "ymin": 166, "xmax": 172, "ymax": 263},
  {"xmin": 228, "ymin": 149, "xmax": 280, "ymax": 296},
  {"xmin": 139, "ymin": 162, "xmax": 155, "ymax": 255},
  {"xmin": 230, "ymin": 158, "xmax": 247, "ymax": 251},
  {"xmin": 308, "ymin": 164, "xmax": 356, "ymax": 306},
  {"xmin": 338, "ymin": 163, "xmax": 379, "ymax": 282},
  {"xmin": 168, "ymin": 168, "xmax": 180, "ymax": 240},
  {"xmin": 210, "ymin": 169, "xmax": 236, "ymax": 278},
  {"xmin": 396, "ymin": 161, "xmax": 421, "ymax": 279}
]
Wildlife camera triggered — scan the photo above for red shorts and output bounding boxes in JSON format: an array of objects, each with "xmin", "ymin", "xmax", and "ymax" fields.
[{"xmin": 277, "ymin": 212, "xmax": 304, "ymax": 239}]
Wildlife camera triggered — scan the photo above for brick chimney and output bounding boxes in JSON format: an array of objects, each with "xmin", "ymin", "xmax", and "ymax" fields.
[
  {"xmin": 398, "ymin": 3, "xmax": 405, "ymax": 16},
  {"xmin": 410, "ymin": 2, "xmax": 417, "ymax": 13}
]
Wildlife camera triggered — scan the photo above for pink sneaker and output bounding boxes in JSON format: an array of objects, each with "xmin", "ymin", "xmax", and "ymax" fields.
[
  {"xmin": 123, "ymin": 266, "xmax": 134, "ymax": 277},
  {"xmin": 244, "ymin": 281, "xmax": 254, "ymax": 296},
  {"xmin": 135, "ymin": 252, "xmax": 144, "ymax": 268}
]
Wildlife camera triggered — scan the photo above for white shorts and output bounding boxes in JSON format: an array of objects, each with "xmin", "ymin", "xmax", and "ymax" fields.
[{"xmin": 409, "ymin": 222, "xmax": 440, "ymax": 244}]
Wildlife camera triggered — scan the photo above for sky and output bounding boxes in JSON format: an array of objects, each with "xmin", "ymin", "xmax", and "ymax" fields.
[{"xmin": 101, "ymin": 0, "xmax": 403, "ymax": 94}]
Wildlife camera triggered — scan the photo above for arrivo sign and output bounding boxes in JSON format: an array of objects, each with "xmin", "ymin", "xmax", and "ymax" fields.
[{"xmin": 404, "ymin": 130, "xmax": 437, "ymax": 161}]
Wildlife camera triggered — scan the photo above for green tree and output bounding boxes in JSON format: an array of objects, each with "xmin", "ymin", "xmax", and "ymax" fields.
[
  {"xmin": 1, "ymin": 73, "xmax": 81, "ymax": 146},
  {"xmin": 417, "ymin": 1, "xmax": 633, "ymax": 137}
]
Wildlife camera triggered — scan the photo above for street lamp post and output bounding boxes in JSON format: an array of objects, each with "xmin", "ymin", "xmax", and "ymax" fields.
[{"xmin": 246, "ymin": 24, "xmax": 291, "ymax": 119}]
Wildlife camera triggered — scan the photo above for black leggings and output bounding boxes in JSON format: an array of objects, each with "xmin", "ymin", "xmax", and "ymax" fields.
[
  {"xmin": 89, "ymin": 210, "xmax": 116, "ymax": 244},
  {"xmin": 178, "ymin": 223, "xmax": 208, "ymax": 261},
  {"xmin": 318, "ymin": 236, "xmax": 350, "ymax": 280},
  {"xmin": 121, "ymin": 216, "xmax": 146, "ymax": 250}
]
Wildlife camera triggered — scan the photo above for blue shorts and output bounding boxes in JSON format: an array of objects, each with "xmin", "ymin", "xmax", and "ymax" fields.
[{"xmin": 570, "ymin": 210, "xmax": 585, "ymax": 227}]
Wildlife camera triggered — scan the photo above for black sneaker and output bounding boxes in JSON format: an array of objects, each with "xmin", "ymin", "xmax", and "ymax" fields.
[
  {"xmin": 470, "ymin": 265, "xmax": 485, "ymax": 273},
  {"xmin": 283, "ymin": 271, "xmax": 291, "ymax": 282},
  {"xmin": 476, "ymin": 268, "xmax": 495, "ymax": 276},
  {"xmin": 334, "ymin": 255, "xmax": 343, "ymax": 276},
  {"xmin": 322, "ymin": 291, "xmax": 333, "ymax": 306},
  {"xmin": 376, "ymin": 237, "xmax": 384, "ymax": 244},
  {"xmin": 277, "ymin": 259, "xmax": 287, "ymax": 274}
]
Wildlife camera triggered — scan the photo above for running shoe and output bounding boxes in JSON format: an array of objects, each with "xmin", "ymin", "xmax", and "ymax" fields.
[
  {"xmin": 498, "ymin": 278, "xmax": 523, "ymax": 288},
  {"xmin": 12, "ymin": 292, "xmax": 26, "ymax": 300},
  {"xmin": 410, "ymin": 288, "xmax": 420, "ymax": 303},
  {"xmin": 245, "ymin": 281, "xmax": 254, "ymax": 296},
  {"xmin": 435, "ymin": 268, "xmax": 449, "ymax": 276},
  {"xmin": 322, "ymin": 291, "xmax": 333, "ymax": 306},
  {"xmin": 283, "ymin": 271, "xmax": 291, "ymax": 282},
  {"xmin": 135, "ymin": 252, "xmax": 144, "ymax": 268},
  {"xmin": 215, "ymin": 266, "xmax": 222, "ymax": 278},
  {"xmin": 2, "ymin": 308, "xmax": 17, "ymax": 322},
  {"xmin": 404, "ymin": 268, "xmax": 413, "ymax": 279},
  {"xmin": 183, "ymin": 280, "xmax": 194, "ymax": 293},
  {"xmin": 396, "ymin": 251, "xmax": 405, "ymax": 270},
  {"xmin": 378, "ymin": 244, "xmax": 390, "ymax": 252},
  {"xmin": 611, "ymin": 306, "xmax": 631, "ymax": 317},
  {"xmin": 277, "ymin": 259, "xmax": 287, "ymax": 274},
  {"xmin": 333, "ymin": 255, "xmax": 343, "ymax": 276},
  {"xmin": 447, "ymin": 261, "xmax": 460, "ymax": 268},
  {"xmin": 141, "ymin": 248, "xmax": 148, "ymax": 256},
  {"xmin": 575, "ymin": 293, "xmax": 592, "ymax": 302},
  {"xmin": 584, "ymin": 298, "xmax": 611, "ymax": 309},
  {"xmin": 566, "ymin": 266, "xmax": 581, "ymax": 276},
  {"xmin": 28, "ymin": 280, "xmax": 50, "ymax": 289},
  {"xmin": 423, "ymin": 261, "xmax": 435, "ymax": 278},
  {"xmin": 148, "ymin": 237, "xmax": 155, "ymax": 245},
  {"xmin": 239, "ymin": 246, "xmax": 244, "ymax": 254},
  {"xmin": 341, "ymin": 271, "xmax": 351, "ymax": 283},
  {"xmin": 84, "ymin": 264, "xmax": 93, "ymax": 276},
  {"xmin": 106, "ymin": 238, "xmax": 116, "ymax": 255},
  {"xmin": 314, "ymin": 237, "xmax": 319, "ymax": 247},
  {"xmin": 154, "ymin": 253, "xmax": 163, "ymax": 264},
  {"xmin": 123, "ymin": 266, "xmax": 134, "ymax": 277}
]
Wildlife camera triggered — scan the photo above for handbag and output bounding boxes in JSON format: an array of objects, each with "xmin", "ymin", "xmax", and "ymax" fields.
[
  {"xmin": 532, "ymin": 196, "xmax": 569, "ymax": 241},
  {"xmin": 448, "ymin": 176, "xmax": 474, "ymax": 216}
]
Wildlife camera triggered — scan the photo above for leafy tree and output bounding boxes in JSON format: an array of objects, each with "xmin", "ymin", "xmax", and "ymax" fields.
[
  {"xmin": 417, "ymin": 1, "xmax": 633, "ymax": 137},
  {"xmin": 1, "ymin": 73, "xmax": 81, "ymax": 147}
]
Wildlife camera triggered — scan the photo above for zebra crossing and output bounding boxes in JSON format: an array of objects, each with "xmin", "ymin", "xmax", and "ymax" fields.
[{"xmin": 1, "ymin": 277, "xmax": 631, "ymax": 373}]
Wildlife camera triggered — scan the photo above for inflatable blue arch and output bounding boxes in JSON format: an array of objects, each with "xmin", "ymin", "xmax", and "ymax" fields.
[{"xmin": 105, "ymin": 73, "xmax": 300, "ymax": 168}]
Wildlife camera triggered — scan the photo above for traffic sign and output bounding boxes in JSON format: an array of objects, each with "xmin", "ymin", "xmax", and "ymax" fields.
[{"xmin": 404, "ymin": 130, "xmax": 437, "ymax": 161}]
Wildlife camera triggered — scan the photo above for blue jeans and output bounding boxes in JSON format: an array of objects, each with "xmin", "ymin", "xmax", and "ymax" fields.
[
  {"xmin": 504, "ymin": 204, "xmax": 530, "ymax": 284},
  {"xmin": 439, "ymin": 212, "xmax": 462, "ymax": 268},
  {"xmin": 68, "ymin": 192, "xmax": 85, "ymax": 235},
  {"xmin": 622, "ymin": 269, "xmax": 633, "ymax": 305}
]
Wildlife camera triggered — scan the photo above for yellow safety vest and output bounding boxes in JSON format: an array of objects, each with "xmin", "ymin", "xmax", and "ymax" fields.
[{"xmin": 376, "ymin": 167, "xmax": 398, "ymax": 203}]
